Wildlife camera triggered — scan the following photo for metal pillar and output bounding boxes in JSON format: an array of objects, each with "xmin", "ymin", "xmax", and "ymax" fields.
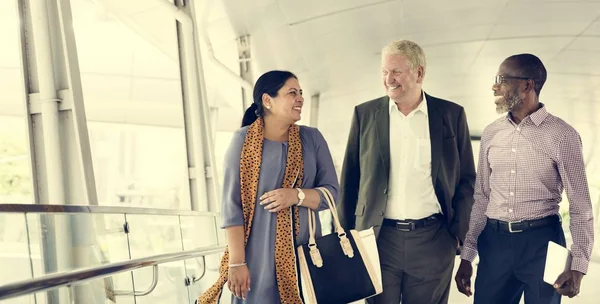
[
  {"xmin": 19, "ymin": 0, "xmax": 100, "ymax": 302},
  {"xmin": 237, "ymin": 35, "xmax": 253, "ymax": 112},
  {"xmin": 23, "ymin": 0, "xmax": 98, "ymax": 207},
  {"xmin": 155, "ymin": 0, "xmax": 220, "ymax": 213}
]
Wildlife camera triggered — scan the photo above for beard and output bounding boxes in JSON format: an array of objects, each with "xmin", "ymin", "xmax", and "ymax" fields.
[{"xmin": 495, "ymin": 89, "xmax": 523, "ymax": 114}]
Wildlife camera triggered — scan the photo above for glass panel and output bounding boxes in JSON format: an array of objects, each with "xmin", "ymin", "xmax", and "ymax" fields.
[
  {"xmin": 199, "ymin": 0, "xmax": 245, "ymax": 214},
  {"xmin": 180, "ymin": 215, "xmax": 221, "ymax": 303},
  {"xmin": 197, "ymin": 0, "xmax": 244, "ymax": 134},
  {"xmin": 0, "ymin": 0, "xmax": 32, "ymax": 205},
  {"xmin": 180, "ymin": 215, "xmax": 219, "ymax": 250},
  {"xmin": 27, "ymin": 213, "xmax": 134, "ymax": 303},
  {"xmin": 126, "ymin": 214, "xmax": 182, "ymax": 258},
  {"xmin": 70, "ymin": 0, "xmax": 190, "ymax": 210},
  {"xmin": 63, "ymin": 273, "xmax": 135, "ymax": 304},
  {"xmin": 126, "ymin": 214, "xmax": 187, "ymax": 303},
  {"xmin": 0, "ymin": 294, "xmax": 35, "ymax": 304},
  {"xmin": 202, "ymin": 215, "xmax": 228, "ymax": 302},
  {"xmin": 26, "ymin": 213, "xmax": 131, "ymax": 276},
  {"xmin": 25, "ymin": 280, "xmax": 135, "ymax": 304},
  {"xmin": 0, "ymin": 213, "xmax": 132, "ymax": 303},
  {"xmin": 88, "ymin": 122, "xmax": 190, "ymax": 210},
  {"xmin": 133, "ymin": 262, "xmax": 189, "ymax": 304},
  {"xmin": 0, "ymin": 214, "xmax": 34, "ymax": 304},
  {"xmin": 0, "ymin": 117, "xmax": 32, "ymax": 205},
  {"xmin": 192, "ymin": 261, "xmax": 232, "ymax": 304}
]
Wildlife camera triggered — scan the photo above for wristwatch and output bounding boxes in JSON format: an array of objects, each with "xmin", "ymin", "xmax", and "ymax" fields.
[{"xmin": 296, "ymin": 188, "xmax": 305, "ymax": 206}]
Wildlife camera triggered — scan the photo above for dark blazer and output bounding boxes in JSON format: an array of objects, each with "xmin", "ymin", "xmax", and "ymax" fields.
[{"xmin": 337, "ymin": 92, "xmax": 476, "ymax": 244}]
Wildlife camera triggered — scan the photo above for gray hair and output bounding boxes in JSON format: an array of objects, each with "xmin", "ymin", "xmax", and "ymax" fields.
[{"xmin": 382, "ymin": 40, "xmax": 427, "ymax": 73}]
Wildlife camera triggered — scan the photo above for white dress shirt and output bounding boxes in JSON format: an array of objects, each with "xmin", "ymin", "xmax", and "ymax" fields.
[{"xmin": 385, "ymin": 93, "xmax": 442, "ymax": 220}]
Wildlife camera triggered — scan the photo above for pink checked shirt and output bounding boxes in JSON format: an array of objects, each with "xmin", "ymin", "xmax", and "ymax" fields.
[{"xmin": 461, "ymin": 105, "xmax": 594, "ymax": 273}]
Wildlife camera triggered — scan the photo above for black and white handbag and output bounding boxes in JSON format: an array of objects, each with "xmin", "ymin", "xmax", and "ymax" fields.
[{"xmin": 296, "ymin": 187, "xmax": 382, "ymax": 304}]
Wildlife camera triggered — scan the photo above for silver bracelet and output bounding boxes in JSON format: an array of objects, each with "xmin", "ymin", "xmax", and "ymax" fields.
[{"xmin": 229, "ymin": 262, "xmax": 247, "ymax": 268}]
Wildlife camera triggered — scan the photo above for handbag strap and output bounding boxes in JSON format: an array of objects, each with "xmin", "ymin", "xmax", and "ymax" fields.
[
  {"xmin": 307, "ymin": 201, "xmax": 317, "ymax": 245},
  {"xmin": 306, "ymin": 195, "xmax": 323, "ymax": 267},
  {"xmin": 315, "ymin": 187, "xmax": 344, "ymax": 236},
  {"xmin": 310, "ymin": 187, "xmax": 355, "ymax": 259}
]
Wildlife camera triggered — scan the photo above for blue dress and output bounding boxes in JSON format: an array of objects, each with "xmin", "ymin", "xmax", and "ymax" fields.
[{"xmin": 220, "ymin": 126, "xmax": 339, "ymax": 304}]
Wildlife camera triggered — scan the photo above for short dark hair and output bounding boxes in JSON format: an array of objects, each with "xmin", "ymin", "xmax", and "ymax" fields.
[
  {"xmin": 504, "ymin": 53, "xmax": 547, "ymax": 96},
  {"xmin": 241, "ymin": 70, "xmax": 297, "ymax": 127}
]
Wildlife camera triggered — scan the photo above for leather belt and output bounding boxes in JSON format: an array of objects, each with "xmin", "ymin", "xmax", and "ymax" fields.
[
  {"xmin": 382, "ymin": 214, "xmax": 442, "ymax": 232},
  {"xmin": 487, "ymin": 214, "xmax": 560, "ymax": 233}
]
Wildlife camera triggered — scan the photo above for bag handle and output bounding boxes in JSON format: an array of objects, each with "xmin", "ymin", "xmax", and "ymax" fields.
[
  {"xmin": 306, "ymin": 198, "xmax": 323, "ymax": 267},
  {"xmin": 306, "ymin": 188, "xmax": 354, "ymax": 260},
  {"xmin": 319, "ymin": 188, "xmax": 354, "ymax": 258},
  {"xmin": 315, "ymin": 187, "xmax": 344, "ymax": 235}
]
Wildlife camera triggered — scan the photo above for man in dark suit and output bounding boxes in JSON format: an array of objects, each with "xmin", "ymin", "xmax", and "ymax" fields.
[{"xmin": 338, "ymin": 40, "xmax": 476, "ymax": 304}]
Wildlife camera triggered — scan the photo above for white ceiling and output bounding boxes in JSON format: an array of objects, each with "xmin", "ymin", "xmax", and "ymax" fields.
[
  {"xmin": 215, "ymin": 0, "xmax": 600, "ymax": 130},
  {"xmin": 212, "ymin": 0, "xmax": 600, "ymax": 171}
]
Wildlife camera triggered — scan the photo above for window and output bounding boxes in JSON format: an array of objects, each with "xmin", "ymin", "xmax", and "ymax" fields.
[
  {"xmin": 0, "ymin": 0, "xmax": 32, "ymax": 204},
  {"xmin": 71, "ymin": 0, "xmax": 190, "ymax": 209}
]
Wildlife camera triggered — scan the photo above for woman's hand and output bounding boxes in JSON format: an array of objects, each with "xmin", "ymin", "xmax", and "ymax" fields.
[
  {"xmin": 228, "ymin": 265, "xmax": 251, "ymax": 300},
  {"xmin": 260, "ymin": 188, "xmax": 299, "ymax": 212}
]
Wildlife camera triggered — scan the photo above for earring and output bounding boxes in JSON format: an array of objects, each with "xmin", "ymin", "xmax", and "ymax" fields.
[{"xmin": 266, "ymin": 106, "xmax": 271, "ymax": 109}]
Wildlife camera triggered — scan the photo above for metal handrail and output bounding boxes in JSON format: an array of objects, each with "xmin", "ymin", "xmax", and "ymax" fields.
[
  {"xmin": 0, "ymin": 245, "xmax": 226, "ymax": 301},
  {"xmin": 0, "ymin": 204, "xmax": 217, "ymax": 217},
  {"xmin": 114, "ymin": 264, "xmax": 160, "ymax": 297}
]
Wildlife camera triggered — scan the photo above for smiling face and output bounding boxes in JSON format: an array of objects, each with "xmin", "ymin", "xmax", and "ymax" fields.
[
  {"xmin": 381, "ymin": 53, "xmax": 424, "ymax": 103},
  {"xmin": 263, "ymin": 77, "xmax": 304, "ymax": 124},
  {"xmin": 492, "ymin": 62, "xmax": 526, "ymax": 114}
]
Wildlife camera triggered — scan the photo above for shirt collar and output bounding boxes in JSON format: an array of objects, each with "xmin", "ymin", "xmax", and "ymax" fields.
[
  {"xmin": 389, "ymin": 91, "xmax": 428, "ymax": 116},
  {"xmin": 529, "ymin": 103, "xmax": 549, "ymax": 126},
  {"xmin": 504, "ymin": 103, "xmax": 548, "ymax": 126}
]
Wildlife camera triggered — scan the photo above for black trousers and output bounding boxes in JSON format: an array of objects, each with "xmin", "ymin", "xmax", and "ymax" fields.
[
  {"xmin": 367, "ymin": 219, "xmax": 456, "ymax": 304},
  {"xmin": 474, "ymin": 219, "xmax": 566, "ymax": 304}
]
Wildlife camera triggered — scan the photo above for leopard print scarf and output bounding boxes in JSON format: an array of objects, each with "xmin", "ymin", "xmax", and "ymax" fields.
[{"xmin": 198, "ymin": 117, "xmax": 303, "ymax": 303}]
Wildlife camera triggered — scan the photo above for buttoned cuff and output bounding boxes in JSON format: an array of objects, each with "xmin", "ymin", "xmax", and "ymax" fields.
[
  {"xmin": 571, "ymin": 256, "xmax": 589, "ymax": 274},
  {"xmin": 460, "ymin": 246, "xmax": 478, "ymax": 262}
]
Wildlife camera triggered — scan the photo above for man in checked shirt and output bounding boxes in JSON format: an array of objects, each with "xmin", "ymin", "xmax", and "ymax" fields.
[{"xmin": 454, "ymin": 53, "xmax": 594, "ymax": 303}]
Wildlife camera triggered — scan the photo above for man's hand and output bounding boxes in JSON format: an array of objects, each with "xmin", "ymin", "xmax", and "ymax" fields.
[
  {"xmin": 554, "ymin": 270, "xmax": 584, "ymax": 298},
  {"xmin": 455, "ymin": 259, "xmax": 473, "ymax": 296}
]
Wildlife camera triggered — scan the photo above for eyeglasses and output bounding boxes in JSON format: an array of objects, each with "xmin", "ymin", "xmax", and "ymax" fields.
[{"xmin": 494, "ymin": 75, "xmax": 531, "ymax": 86}]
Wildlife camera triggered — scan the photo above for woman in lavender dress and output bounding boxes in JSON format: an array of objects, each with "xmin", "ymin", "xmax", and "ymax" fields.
[{"xmin": 198, "ymin": 70, "xmax": 339, "ymax": 304}]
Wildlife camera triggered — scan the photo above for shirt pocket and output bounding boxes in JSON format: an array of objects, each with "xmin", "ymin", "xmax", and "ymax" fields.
[{"xmin": 414, "ymin": 137, "xmax": 432, "ymax": 171}]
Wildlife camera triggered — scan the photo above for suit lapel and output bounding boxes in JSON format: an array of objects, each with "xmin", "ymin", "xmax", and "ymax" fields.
[
  {"xmin": 375, "ymin": 98, "xmax": 390, "ymax": 181},
  {"xmin": 428, "ymin": 95, "xmax": 443, "ymax": 187}
]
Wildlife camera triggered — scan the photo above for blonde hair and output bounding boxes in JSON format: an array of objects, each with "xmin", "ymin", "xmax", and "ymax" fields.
[{"xmin": 382, "ymin": 40, "xmax": 427, "ymax": 73}]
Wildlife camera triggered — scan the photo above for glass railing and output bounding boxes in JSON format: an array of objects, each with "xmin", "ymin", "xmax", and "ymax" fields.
[
  {"xmin": 0, "ymin": 204, "xmax": 227, "ymax": 304},
  {"xmin": 0, "ymin": 245, "xmax": 226, "ymax": 303}
]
